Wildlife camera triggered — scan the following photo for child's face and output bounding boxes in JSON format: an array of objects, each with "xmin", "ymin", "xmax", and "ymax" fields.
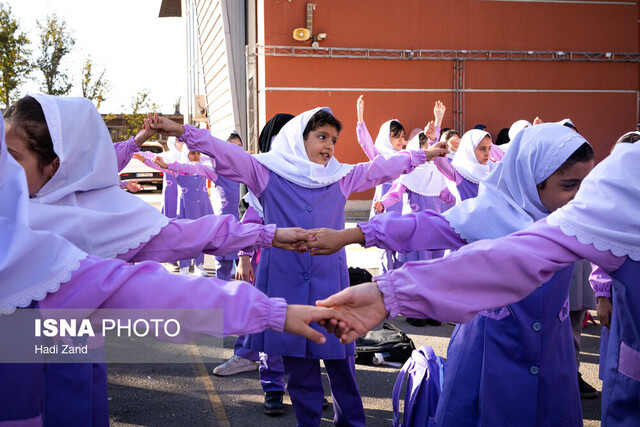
[
  {"xmin": 188, "ymin": 151, "xmax": 201, "ymax": 162},
  {"xmin": 474, "ymin": 136, "xmax": 492, "ymax": 164},
  {"xmin": 4, "ymin": 120, "xmax": 58, "ymax": 195},
  {"xmin": 303, "ymin": 124, "xmax": 339, "ymax": 165},
  {"xmin": 537, "ymin": 159, "xmax": 595, "ymax": 212},
  {"xmin": 389, "ymin": 131, "xmax": 406, "ymax": 151},
  {"xmin": 447, "ymin": 136, "xmax": 460, "ymax": 152}
]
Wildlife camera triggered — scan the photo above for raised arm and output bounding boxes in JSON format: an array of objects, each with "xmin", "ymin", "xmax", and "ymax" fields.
[
  {"xmin": 355, "ymin": 122, "xmax": 379, "ymax": 161},
  {"xmin": 168, "ymin": 161, "xmax": 218, "ymax": 182},
  {"xmin": 113, "ymin": 137, "xmax": 139, "ymax": 172},
  {"xmin": 376, "ymin": 180, "xmax": 406, "ymax": 211}
]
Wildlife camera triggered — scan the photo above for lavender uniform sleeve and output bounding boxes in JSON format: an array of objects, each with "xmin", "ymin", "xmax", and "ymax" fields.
[
  {"xmin": 238, "ymin": 206, "xmax": 264, "ymax": 257},
  {"xmin": 433, "ymin": 156, "xmax": 462, "ymax": 184},
  {"xmin": 117, "ymin": 216, "xmax": 276, "ymax": 263},
  {"xmin": 355, "ymin": 122, "xmax": 378, "ymax": 160},
  {"xmin": 168, "ymin": 161, "xmax": 219, "ymax": 182},
  {"xmin": 375, "ymin": 218, "xmax": 625, "ymax": 323},
  {"xmin": 589, "ymin": 264, "xmax": 612, "ymax": 298},
  {"xmin": 179, "ymin": 125, "xmax": 269, "ymax": 196},
  {"xmin": 378, "ymin": 180, "xmax": 406, "ymax": 210},
  {"xmin": 339, "ymin": 149, "xmax": 427, "ymax": 197},
  {"xmin": 39, "ymin": 256, "xmax": 287, "ymax": 336},
  {"xmin": 135, "ymin": 152, "xmax": 179, "ymax": 177},
  {"xmin": 358, "ymin": 210, "xmax": 466, "ymax": 253},
  {"xmin": 113, "ymin": 137, "xmax": 140, "ymax": 172}
]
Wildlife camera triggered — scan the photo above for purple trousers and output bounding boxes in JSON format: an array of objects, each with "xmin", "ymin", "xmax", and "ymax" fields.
[{"xmin": 234, "ymin": 335, "xmax": 285, "ymax": 393}]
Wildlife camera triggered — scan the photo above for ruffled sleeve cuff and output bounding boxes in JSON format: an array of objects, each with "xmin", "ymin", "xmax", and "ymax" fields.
[
  {"xmin": 265, "ymin": 297, "xmax": 287, "ymax": 332},
  {"xmin": 178, "ymin": 124, "xmax": 210, "ymax": 152},
  {"xmin": 257, "ymin": 224, "xmax": 276, "ymax": 248},
  {"xmin": 357, "ymin": 221, "xmax": 378, "ymax": 248},
  {"xmin": 374, "ymin": 275, "xmax": 401, "ymax": 318}
]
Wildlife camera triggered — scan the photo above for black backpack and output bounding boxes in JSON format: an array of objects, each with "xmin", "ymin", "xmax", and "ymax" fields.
[{"xmin": 355, "ymin": 322, "xmax": 416, "ymax": 365}]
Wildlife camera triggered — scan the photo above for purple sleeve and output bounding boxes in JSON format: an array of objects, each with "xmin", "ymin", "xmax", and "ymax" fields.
[
  {"xmin": 113, "ymin": 137, "xmax": 139, "ymax": 172},
  {"xmin": 589, "ymin": 264, "xmax": 612, "ymax": 298},
  {"xmin": 375, "ymin": 219, "xmax": 625, "ymax": 323},
  {"xmin": 135, "ymin": 152, "xmax": 179, "ymax": 177},
  {"xmin": 339, "ymin": 149, "xmax": 427, "ymax": 196},
  {"xmin": 179, "ymin": 125, "xmax": 269, "ymax": 196},
  {"xmin": 433, "ymin": 156, "xmax": 462, "ymax": 184},
  {"xmin": 379, "ymin": 181, "xmax": 406, "ymax": 210},
  {"xmin": 169, "ymin": 162, "xmax": 218, "ymax": 182},
  {"xmin": 427, "ymin": 126, "xmax": 441, "ymax": 146},
  {"xmin": 39, "ymin": 256, "xmax": 287, "ymax": 336},
  {"xmin": 355, "ymin": 122, "xmax": 378, "ymax": 160},
  {"xmin": 119, "ymin": 181, "xmax": 128, "ymax": 190},
  {"xmin": 358, "ymin": 210, "xmax": 466, "ymax": 252},
  {"xmin": 238, "ymin": 206, "xmax": 264, "ymax": 257},
  {"xmin": 117, "ymin": 216, "xmax": 275, "ymax": 263}
]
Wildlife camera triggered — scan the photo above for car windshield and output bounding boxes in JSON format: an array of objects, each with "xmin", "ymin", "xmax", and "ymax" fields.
[{"xmin": 141, "ymin": 145, "xmax": 163, "ymax": 154}]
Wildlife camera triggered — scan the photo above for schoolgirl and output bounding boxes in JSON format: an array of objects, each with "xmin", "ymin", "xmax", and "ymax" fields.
[
  {"xmin": 321, "ymin": 131, "xmax": 640, "ymax": 426},
  {"xmin": 149, "ymin": 106, "xmax": 446, "ymax": 426},
  {"xmin": 156, "ymin": 136, "xmax": 182, "ymax": 217},
  {"xmin": 312, "ymin": 123, "xmax": 596, "ymax": 426},
  {"xmin": 433, "ymin": 128, "xmax": 496, "ymax": 200},
  {"xmin": 0, "ymin": 109, "xmax": 343, "ymax": 425}
]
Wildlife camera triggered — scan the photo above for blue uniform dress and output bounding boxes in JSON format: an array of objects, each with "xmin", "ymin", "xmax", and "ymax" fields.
[
  {"xmin": 211, "ymin": 175, "xmax": 241, "ymax": 280},
  {"xmin": 601, "ymin": 259, "xmax": 640, "ymax": 426},
  {"xmin": 246, "ymin": 173, "xmax": 365, "ymax": 426},
  {"xmin": 435, "ymin": 266, "xmax": 582, "ymax": 427},
  {"xmin": 371, "ymin": 180, "xmax": 404, "ymax": 273},
  {"xmin": 176, "ymin": 173, "xmax": 214, "ymax": 268}
]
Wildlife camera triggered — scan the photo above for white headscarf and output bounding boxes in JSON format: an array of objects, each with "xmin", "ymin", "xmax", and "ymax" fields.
[
  {"xmin": 253, "ymin": 107, "xmax": 354, "ymax": 189},
  {"xmin": 548, "ymin": 140, "xmax": 640, "ymax": 260},
  {"xmin": 159, "ymin": 136, "xmax": 182, "ymax": 163},
  {"xmin": 508, "ymin": 119, "xmax": 532, "ymax": 141},
  {"xmin": 445, "ymin": 123, "xmax": 590, "ymax": 242},
  {"xmin": 450, "ymin": 129, "xmax": 496, "ymax": 184},
  {"xmin": 399, "ymin": 133, "xmax": 448, "ymax": 196},
  {"xmin": 0, "ymin": 110, "xmax": 87, "ymax": 314},
  {"xmin": 27, "ymin": 94, "xmax": 169, "ymax": 259},
  {"xmin": 374, "ymin": 119, "xmax": 402, "ymax": 156}
]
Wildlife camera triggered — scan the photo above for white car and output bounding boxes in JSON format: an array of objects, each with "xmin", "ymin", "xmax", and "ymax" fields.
[{"xmin": 119, "ymin": 141, "xmax": 165, "ymax": 190}]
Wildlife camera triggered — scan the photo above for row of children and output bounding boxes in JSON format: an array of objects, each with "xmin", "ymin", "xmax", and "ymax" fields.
[{"xmin": 3, "ymin": 91, "xmax": 635, "ymax": 426}]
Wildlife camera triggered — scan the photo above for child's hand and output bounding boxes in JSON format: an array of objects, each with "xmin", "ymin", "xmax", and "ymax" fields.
[
  {"xmin": 235, "ymin": 255, "xmax": 254, "ymax": 283},
  {"xmin": 356, "ymin": 95, "xmax": 365, "ymax": 124},
  {"xmin": 272, "ymin": 227, "xmax": 312, "ymax": 252},
  {"xmin": 125, "ymin": 181, "xmax": 143, "ymax": 193},
  {"xmin": 424, "ymin": 120, "xmax": 437, "ymax": 142},
  {"xmin": 305, "ymin": 228, "xmax": 343, "ymax": 256},
  {"xmin": 433, "ymin": 100, "xmax": 446, "ymax": 127},
  {"xmin": 153, "ymin": 156, "xmax": 169, "ymax": 169},
  {"xmin": 315, "ymin": 282, "xmax": 389, "ymax": 344},
  {"xmin": 133, "ymin": 114, "xmax": 157, "ymax": 147},
  {"xmin": 533, "ymin": 116, "xmax": 544, "ymax": 125},
  {"xmin": 373, "ymin": 201, "xmax": 385, "ymax": 213},
  {"xmin": 424, "ymin": 141, "xmax": 449, "ymax": 161},
  {"xmin": 148, "ymin": 115, "xmax": 186, "ymax": 138},
  {"xmin": 597, "ymin": 297, "xmax": 613, "ymax": 328},
  {"xmin": 284, "ymin": 305, "xmax": 347, "ymax": 345},
  {"xmin": 133, "ymin": 153, "xmax": 147, "ymax": 163}
]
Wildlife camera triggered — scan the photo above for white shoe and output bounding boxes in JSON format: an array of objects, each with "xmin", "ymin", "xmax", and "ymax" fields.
[
  {"xmin": 179, "ymin": 267, "xmax": 189, "ymax": 275},
  {"xmin": 195, "ymin": 264, "xmax": 207, "ymax": 276},
  {"xmin": 212, "ymin": 355, "xmax": 257, "ymax": 376}
]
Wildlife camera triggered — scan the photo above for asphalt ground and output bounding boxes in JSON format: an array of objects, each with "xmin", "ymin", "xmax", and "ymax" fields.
[{"xmin": 107, "ymin": 189, "xmax": 605, "ymax": 426}]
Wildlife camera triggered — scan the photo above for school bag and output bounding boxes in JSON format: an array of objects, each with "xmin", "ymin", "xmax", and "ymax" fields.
[
  {"xmin": 355, "ymin": 322, "xmax": 415, "ymax": 365},
  {"xmin": 392, "ymin": 345, "xmax": 446, "ymax": 427},
  {"xmin": 348, "ymin": 266, "xmax": 373, "ymax": 286}
]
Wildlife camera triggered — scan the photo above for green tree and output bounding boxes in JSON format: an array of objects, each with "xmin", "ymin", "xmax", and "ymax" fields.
[
  {"xmin": 0, "ymin": 3, "xmax": 31, "ymax": 108},
  {"xmin": 81, "ymin": 57, "xmax": 109, "ymax": 110},
  {"xmin": 36, "ymin": 13, "xmax": 75, "ymax": 95},
  {"xmin": 124, "ymin": 89, "xmax": 160, "ymax": 138}
]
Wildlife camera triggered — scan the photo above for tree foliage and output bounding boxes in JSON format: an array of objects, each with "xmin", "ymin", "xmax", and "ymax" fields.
[
  {"xmin": 0, "ymin": 3, "xmax": 31, "ymax": 108},
  {"xmin": 36, "ymin": 13, "xmax": 75, "ymax": 96},
  {"xmin": 107, "ymin": 89, "xmax": 160, "ymax": 139},
  {"xmin": 81, "ymin": 57, "xmax": 109, "ymax": 110}
]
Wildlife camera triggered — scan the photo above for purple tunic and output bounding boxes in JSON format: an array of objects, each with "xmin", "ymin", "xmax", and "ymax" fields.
[
  {"xmin": 161, "ymin": 173, "xmax": 178, "ymax": 218},
  {"xmin": 212, "ymin": 175, "xmax": 241, "ymax": 262},
  {"xmin": 178, "ymin": 124, "xmax": 426, "ymax": 359},
  {"xmin": 433, "ymin": 156, "xmax": 479, "ymax": 200}
]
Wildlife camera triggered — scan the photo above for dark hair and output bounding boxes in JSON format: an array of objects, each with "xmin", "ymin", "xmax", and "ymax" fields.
[
  {"xmin": 418, "ymin": 132, "xmax": 428, "ymax": 148},
  {"xmin": 441, "ymin": 129, "xmax": 459, "ymax": 142},
  {"xmin": 302, "ymin": 110, "xmax": 342, "ymax": 140},
  {"xmin": 616, "ymin": 132, "xmax": 640, "ymax": 144},
  {"xmin": 495, "ymin": 128, "xmax": 510, "ymax": 146},
  {"xmin": 4, "ymin": 96, "xmax": 57, "ymax": 173},
  {"xmin": 227, "ymin": 131, "xmax": 242, "ymax": 143},
  {"xmin": 389, "ymin": 120, "xmax": 404, "ymax": 138},
  {"xmin": 537, "ymin": 142, "xmax": 594, "ymax": 189}
]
